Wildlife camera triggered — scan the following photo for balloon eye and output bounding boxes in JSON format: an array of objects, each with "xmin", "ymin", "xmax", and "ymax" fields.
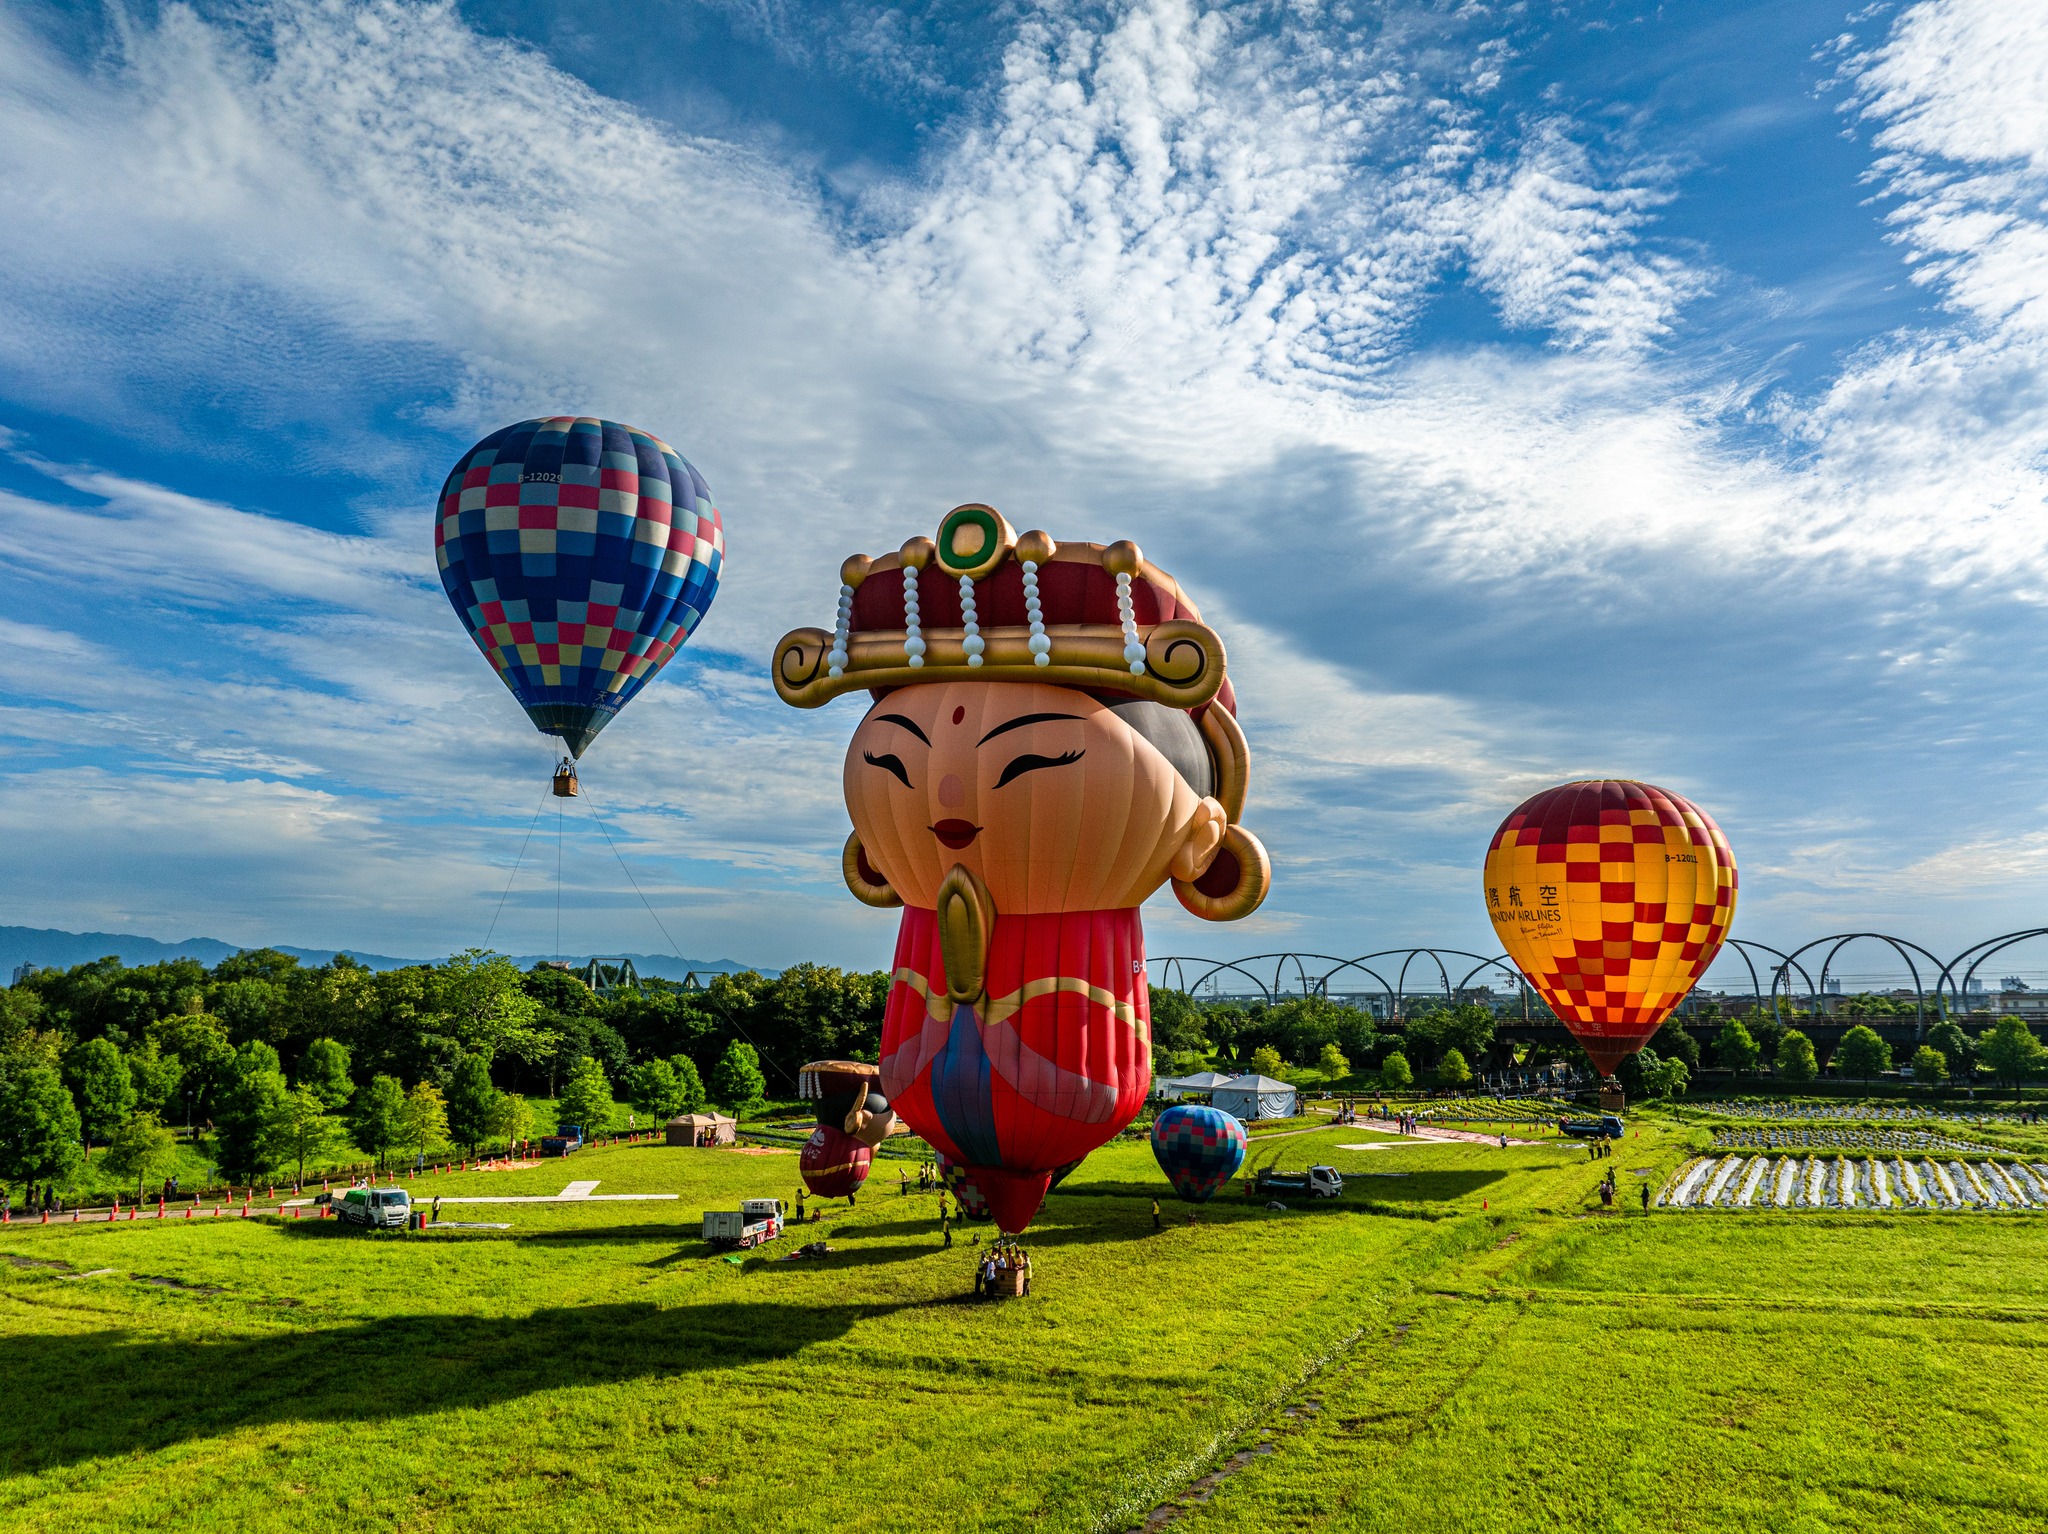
[
  {"xmin": 994, "ymin": 750, "xmax": 1083, "ymax": 789},
  {"xmin": 863, "ymin": 751, "xmax": 914, "ymax": 788}
]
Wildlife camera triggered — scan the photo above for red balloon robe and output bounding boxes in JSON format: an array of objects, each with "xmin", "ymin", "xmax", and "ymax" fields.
[{"xmin": 880, "ymin": 906, "xmax": 1150, "ymax": 1232}]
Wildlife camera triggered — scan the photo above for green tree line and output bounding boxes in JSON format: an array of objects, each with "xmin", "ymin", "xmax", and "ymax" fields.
[{"xmin": 0, "ymin": 949, "xmax": 884, "ymax": 1191}]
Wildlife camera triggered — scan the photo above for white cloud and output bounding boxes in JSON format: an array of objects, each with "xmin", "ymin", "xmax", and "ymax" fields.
[{"xmin": 0, "ymin": 0, "xmax": 2045, "ymax": 963}]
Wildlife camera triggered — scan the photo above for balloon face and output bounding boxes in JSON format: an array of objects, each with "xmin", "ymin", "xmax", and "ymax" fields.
[
  {"xmin": 1484, "ymin": 780, "xmax": 1736, "ymax": 1076},
  {"xmin": 435, "ymin": 416, "xmax": 723, "ymax": 758},
  {"xmin": 1151, "ymin": 1105, "xmax": 1247, "ymax": 1202},
  {"xmin": 844, "ymin": 681, "xmax": 1223, "ymax": 914},
  {"xmin": 799, "ymin": 1125, "xmax": 872, "ymax": 1199}
]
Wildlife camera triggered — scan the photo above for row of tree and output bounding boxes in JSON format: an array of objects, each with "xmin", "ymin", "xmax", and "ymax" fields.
[{"xmin": 0, "ymin": 944, "xmax": 790, "ymax": 1190}]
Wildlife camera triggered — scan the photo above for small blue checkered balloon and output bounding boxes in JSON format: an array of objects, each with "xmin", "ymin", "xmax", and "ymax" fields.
[
  {"xmin": 1151, "ymin": 1104, "xmax": 1249, "ymax": 1203},
  {"xmin": 434, "ymin": 417, "xmax": 724, "ymax": 758}
]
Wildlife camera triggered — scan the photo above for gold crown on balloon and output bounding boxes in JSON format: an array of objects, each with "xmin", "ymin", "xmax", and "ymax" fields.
[{"xmin": 771, "ymin": 504, "xmax": 1228, "ymax": 713}]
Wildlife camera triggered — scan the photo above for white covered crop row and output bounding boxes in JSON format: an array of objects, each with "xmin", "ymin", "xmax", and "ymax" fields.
[{"xmin": 1656, "ymin": 1157, "xmax": 2048, "ymax": 1211}]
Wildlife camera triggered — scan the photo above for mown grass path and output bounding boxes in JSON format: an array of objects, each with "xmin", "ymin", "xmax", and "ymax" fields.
[{"xmin": 3, "ymin": 1118, "xmax": 2040, "ymax": 1532}]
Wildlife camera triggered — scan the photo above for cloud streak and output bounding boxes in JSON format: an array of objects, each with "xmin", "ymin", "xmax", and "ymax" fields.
[{"xmin": 0, "ymin": 0, "xmax": 2043, "ymax": 966}]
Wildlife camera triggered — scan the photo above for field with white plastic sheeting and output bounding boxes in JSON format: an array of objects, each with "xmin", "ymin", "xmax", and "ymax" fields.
[
  {"xmin": 1692, "ymin": 1100, "xmax": 2037, "ymax": 1127},
  {"xmin": 1710, "ymin": 1126, "xmax": 2001, "ymax": 1154},
  {"xmin": 1658, "ymin": 1153, "xmax": 2048, "ymax": 1211}
]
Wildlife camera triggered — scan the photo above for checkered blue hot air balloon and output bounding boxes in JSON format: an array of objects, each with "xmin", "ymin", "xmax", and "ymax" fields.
[
  {"xmin": 434, "ymin": 417, "xmax": 724, "ymax": 758},
  {"xmin": 1151, "ymin": 1105, "xmax": 1248, "ymax": 1203}
]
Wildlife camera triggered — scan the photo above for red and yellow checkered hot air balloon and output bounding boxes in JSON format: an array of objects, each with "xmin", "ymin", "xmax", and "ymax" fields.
[{"xmin": 1483, "ymin": 780, "xmax": 1736, "ymax": 1078}]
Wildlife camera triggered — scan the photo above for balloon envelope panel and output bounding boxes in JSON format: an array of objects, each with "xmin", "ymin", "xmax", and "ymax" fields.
[
  {"xmin": 1150, "ymin": 1104, "xmax": 1248, "ymax": 1202},
  {"xmin": 936, "ymin": 1154, "xmax": 994, "ymax": 1222},
  {"xmin": 1484, "ymin": 779, "xmax": 1736, "ymax": 1075},
  {"xmin": 435, "ymin": 416, "xmax": 723, "ymax": 757}
]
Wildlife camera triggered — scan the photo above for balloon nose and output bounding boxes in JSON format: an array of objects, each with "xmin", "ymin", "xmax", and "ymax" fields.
[{"xmin": 939, "ymin": 773, "xmax": 965, "ymax": 808}]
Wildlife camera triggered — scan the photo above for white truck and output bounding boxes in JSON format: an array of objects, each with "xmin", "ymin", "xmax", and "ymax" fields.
[
  {"xmin": 1251, "ymin": 1164, "xmax": 1344, "ymax": 1200},
  {"xmin": 330, "ymin": 1186, "xmax": 414, "ymax": 1229},
  {"xmin": 703, "ymin": 1198, "xmax": 785, "ymax": 1250}
]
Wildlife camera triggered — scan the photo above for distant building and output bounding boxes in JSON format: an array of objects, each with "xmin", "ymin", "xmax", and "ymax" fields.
[{"xmin": 9, "ymin": 962, "xmax": 39, "ymax": 986}]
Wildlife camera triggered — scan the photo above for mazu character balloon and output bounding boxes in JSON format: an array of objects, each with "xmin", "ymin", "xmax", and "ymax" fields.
[
  {"xmin": 1484, "ymin": 779, "xmax": 1736, "ymax": 1081},
  {"xmin": 773, "ymin": 505, "xmax": 1272, "ymax": 1234},
  {"xmin": 435, "ymin": 416, "xmax": 724, "ymax": 760}
]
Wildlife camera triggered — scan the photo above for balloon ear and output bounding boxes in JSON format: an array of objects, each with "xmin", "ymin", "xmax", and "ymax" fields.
[
  {"xmin": 1172, "ymin": 824, "xmax": 1271, "ymax": 922},
  {"xmin": 1169, "ymin": 798, "xmax": 1228, "ymax": 884},
  {"xmin": 842, "ymin": 831, "xmax": 902, "ymax": 908}
]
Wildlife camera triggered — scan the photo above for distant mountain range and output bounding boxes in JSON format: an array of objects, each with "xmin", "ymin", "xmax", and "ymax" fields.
[{"xmin": 0, "ymin": 926, "xmax": 770, "ymax": 983}]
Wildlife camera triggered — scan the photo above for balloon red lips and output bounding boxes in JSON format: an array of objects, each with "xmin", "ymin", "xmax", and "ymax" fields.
[{"xmin": 930, "ymin": 819, "xmax": 981, "ymax": 849}]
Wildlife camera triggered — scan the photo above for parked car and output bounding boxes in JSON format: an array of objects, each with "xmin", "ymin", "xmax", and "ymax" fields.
[{"xmin": 540, "ymin": 1124, "xmax": 585, "ymax": 1158}]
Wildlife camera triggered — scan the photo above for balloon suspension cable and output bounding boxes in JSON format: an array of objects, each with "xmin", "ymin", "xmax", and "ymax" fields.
[
  {"xmin": 484, "ymin": 779, "xmax": 556, "ymax": 950},
  {"xmin": 555, "ymin": 793, "xmax": 565, "ymax": 964},
  {"xmin": 579, "ymin": 786, "xmax": 798, "ymax": 1088}
]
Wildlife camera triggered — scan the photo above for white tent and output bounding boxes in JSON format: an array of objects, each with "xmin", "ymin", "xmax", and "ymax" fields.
[
  {"xmin": 1212, "ymin": 1074, "xmax": 1297, "ymax": 1120},
  {"xmin": 1156, "ymin": 1070, "xmax": 1235, "ymax": 1100}
]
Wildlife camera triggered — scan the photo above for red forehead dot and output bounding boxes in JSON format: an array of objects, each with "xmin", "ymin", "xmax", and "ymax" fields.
[{"xmin": 952, "ymin": 706, "xmax": 965, "ymax": 725}]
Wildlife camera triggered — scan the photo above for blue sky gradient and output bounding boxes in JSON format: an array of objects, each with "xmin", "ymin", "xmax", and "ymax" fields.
[{"xmin": 1, "ymin": 0, "xmax": 2044, "ymax": 982}]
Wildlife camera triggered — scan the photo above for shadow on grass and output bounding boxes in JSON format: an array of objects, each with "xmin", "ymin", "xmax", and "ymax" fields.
[{"xmin": 0, "ymin": 1297, "xmax": 910, "ymax": 1472}]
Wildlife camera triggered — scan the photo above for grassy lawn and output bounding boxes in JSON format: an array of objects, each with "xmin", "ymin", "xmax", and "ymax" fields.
[{"xmin": 2, "ymin": 1113, "xmax": 2040, "ymax": 1532}]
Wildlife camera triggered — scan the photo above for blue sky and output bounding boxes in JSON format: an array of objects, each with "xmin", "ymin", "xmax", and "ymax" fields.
[{"xmin": 1, "ymin": 0, "xmax": 2045, "ymax": 982}]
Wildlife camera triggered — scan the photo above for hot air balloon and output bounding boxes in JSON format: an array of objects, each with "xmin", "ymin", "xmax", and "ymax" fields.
[
  {"xmin": 796, "ymin": 1060, "xmax": 899, "ymax": 1201},
  {"xmin": 1151, "ymin": 1104, "xmax": 1248, "ymax": 1202},
  {"xmin": 772, "ymin": 505, "xmax": 1273, "ymax": 1235},
  {"xmin": 435, "ymin": 417, "xmax": 723, "ymax": 775},
  {"xmin": 1484, "ymin": 780, "xmax": 1736, "ymax": 1092}
]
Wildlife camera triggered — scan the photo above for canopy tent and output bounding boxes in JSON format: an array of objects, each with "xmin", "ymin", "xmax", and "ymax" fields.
[
  {"xmin": 1155, "ymin": 1070, "xmax": 1236, "ymax": 1100},
  {"xmin": 667, "ymin": 1113, "xmax": 737, "ymax": 1147},
  {"xmin": 1211, "ymin": 1074, "xmax": 1297, "ymax": 1121}
]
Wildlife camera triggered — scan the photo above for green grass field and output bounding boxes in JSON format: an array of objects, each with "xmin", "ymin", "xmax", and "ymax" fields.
[{"xmin": 3, "ymin": 1112, "xmax": 2043, "ymax": 1532}]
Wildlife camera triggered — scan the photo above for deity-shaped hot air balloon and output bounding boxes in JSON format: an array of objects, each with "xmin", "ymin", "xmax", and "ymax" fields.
[
  {"xmin": 1151, "ymin": 1104, "xmax": 1248, "ymax": 1202},
  {"xmin": 796, "ymin": 1060, "xmax": 900, "ymax": 1201},
  {"xmin": 435, "ymin": 417, "xmax": 723, "ymax": 784},
  {"xmin": 773, "ymin": 505, "xmax": 1272, "ymax": 1234},
  {"xmin": 1484, "ymin": 780, "xmax": 1736, "ymax": 1095}
]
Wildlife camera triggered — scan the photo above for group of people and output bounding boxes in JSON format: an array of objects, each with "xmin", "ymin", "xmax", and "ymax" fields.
[
  {"xmin": 1, "ymin": 1185, "xmax": 61, "ymax": 1219},
  {"xmin": 1593, "ymin": 1164, "xmax": 1652, "ymax": 1213},
  {"xmin": 900, "ymin": 1162, "xmax": 944, "ymax": 1195},
  {"xmin": 972, "ymin": 1236, "xmax": 1030, "ymax": 1298}
]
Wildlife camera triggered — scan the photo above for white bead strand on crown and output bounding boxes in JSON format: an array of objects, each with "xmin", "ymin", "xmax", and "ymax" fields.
[
  {"xmin": 1116, "ymin": 571, "xmax": 1145, "ymax": 675},
  {"xmin": 902, "ymin": 564, "xmax": 925, "ymax": 667},
  {"xmin": 827, "ymin": 582, "xmax": 853, "ymax": 679},
  {"xmin": 959, "ymin": 575, "xmax": 984, "ymax": 667},
  {"xmin": 1023, "ymin": 560, "xmax": 1050, "ymax": 666}
]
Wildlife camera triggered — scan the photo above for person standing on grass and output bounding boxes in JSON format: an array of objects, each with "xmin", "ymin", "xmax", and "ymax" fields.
[
  {"xmin": 1152, "ymin": 1198, "xmax": 1161, "ymax": 1229},
  {"xmin": 432, "ymin": 1195, "xmax": 442, "ymax": 1224},
  {"xmin": 1640, "ymin": 1183, "xmax": 1650, "ymax": 1214}
]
